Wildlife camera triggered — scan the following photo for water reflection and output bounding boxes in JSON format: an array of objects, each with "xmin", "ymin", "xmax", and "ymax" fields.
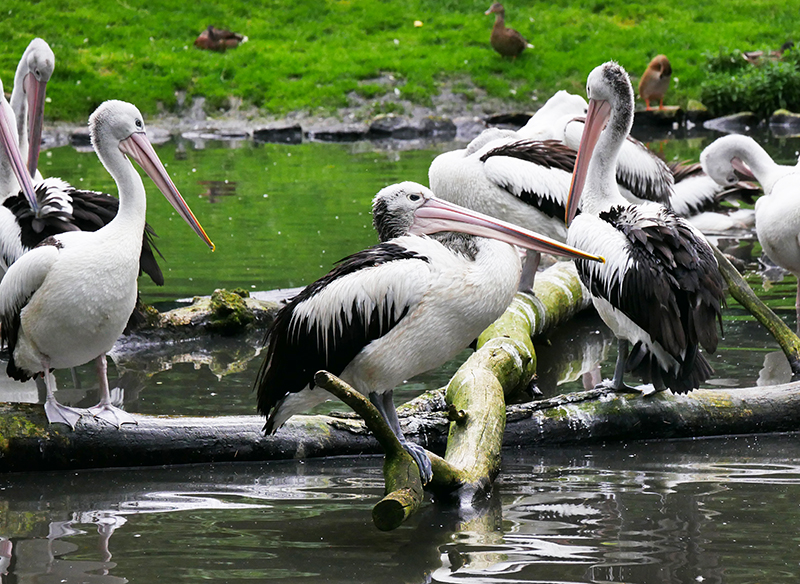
[
  {"xmin": 3, "ymin": 435, "xmax": 800, "ymax": 582},
  {"xmin": 4, "ymin": 128, "xmax": 800, "ymax": 582}
]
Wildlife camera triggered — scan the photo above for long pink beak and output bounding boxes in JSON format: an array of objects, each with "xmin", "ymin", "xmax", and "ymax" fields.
[
  {"xmin": 120, "ymin": 132, "xmax": 215, "ymax": 250},
  {"xmin": 410, "ymin": 195, "xmax": 604, "ymax": 263},
  {"xmin": 566, "ymin": 97, "xmax": 612, "ymax": 226},
  {"xmin": 0, "ymin": 102, "xmax": 39, "ymax": 215},
  {"xmin": 24, "ymin": 72, "xmax": 47, "ymax": 178}
]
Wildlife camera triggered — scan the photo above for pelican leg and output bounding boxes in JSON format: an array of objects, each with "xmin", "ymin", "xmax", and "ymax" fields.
[
  {"xmin": 370, "ymin": 390, "xmax": 432, "ymax": 484},
  {"xmin": 518, "ymin": 250, "xmax": 541, "ymax": 292},
  {"xmin": 598, "ymin": 339, "xmax": 635, "ymax": 393},
  {"xmin": 88, "ymin": 355, "xmax": 137, "ymax": 428},
  {"xmin": 42, "ymin": 367, "xmax": 83, "ymax": 430},
  {"xmin": 795, "ymin": 284, "xmax": 800, "ymax": 336}
]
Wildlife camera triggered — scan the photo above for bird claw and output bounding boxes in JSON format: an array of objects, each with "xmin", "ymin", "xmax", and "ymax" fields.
[
  {"xmin": 44, "ymin": 400, "xmax": 85, "ymax": 430},
  {"xmin": 595, "ymin": 379, "xmax": 637, "ymax": 394},
  {"xmin": 401, "ymin": 441, "xmax": 433, "ymax": 485},
  {"xmin": 88, "ymin": 404, "xmax": 138, "ymax": 428}
]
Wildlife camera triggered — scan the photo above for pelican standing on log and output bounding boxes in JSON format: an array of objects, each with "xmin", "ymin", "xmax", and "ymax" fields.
[
  {"xmin": 255, "ymin": 181, "xmax": 603, "ymax": 482},
  {"xmin": 566, "ymin": 62, "xmax": 724, "ymax": 394},
  {"xmin": 0, "ymin": 100, "xmax": 215, "ymax": 428},
  {"xmin": 701, "ymin": 134, "xmax": 800, "ymax": 331}
]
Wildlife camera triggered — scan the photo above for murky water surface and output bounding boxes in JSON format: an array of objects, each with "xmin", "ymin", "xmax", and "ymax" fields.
[{"xmin": 2, "ymin": 126, "xmax": 800, "ymax": 582}]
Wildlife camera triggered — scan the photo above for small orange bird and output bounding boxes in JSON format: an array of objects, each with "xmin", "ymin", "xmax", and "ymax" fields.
[{"xmin": 638, "ymin": 55, "xmax": 672, "ymax": 111}]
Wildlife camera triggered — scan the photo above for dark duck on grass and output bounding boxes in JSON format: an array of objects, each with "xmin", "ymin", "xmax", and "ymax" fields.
[
  {"xmin": 565, "ymin": 62, "xmax": 724, "ymax": 394},
  {"xmin": 255, "ymin": 181, "xmax": 603, "ymax": 483}
]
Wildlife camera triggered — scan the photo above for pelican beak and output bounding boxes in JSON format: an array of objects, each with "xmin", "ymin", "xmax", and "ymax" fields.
[
  {"xmin": 24, "ymin": 72, "xmax": 47, "ymax": 177},
  {"xmin": 120, "ymin": 132, "xmax": 215, "ymax": 251},
  {"xmin": 0, "ymin": 102, "xmax": 39, "ymax": 215},
  {"xmin": 566, "ymin": 97, "xmax": 612, "ymax": 226},
  {"xmin": 410, "ymin": 195, "xmax": 604, "ymax": 263},
  {"xmin": 731, "ymin": 157, "xmax": 756, "ymax": 181}
]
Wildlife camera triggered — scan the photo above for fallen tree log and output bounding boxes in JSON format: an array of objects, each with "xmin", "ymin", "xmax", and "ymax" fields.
[{"xmin": 3, "ymin": 262, "xmax": 800, "ymax": 474}]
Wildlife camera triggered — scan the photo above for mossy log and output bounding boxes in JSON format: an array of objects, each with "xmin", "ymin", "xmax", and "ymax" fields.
[
  {"xmin": 3, "ymin": 261, "xmax": 800, "ymax": 477},
  {"xmin": 712, "ymin": 245, "xmax": 800, "ymax": 378}
]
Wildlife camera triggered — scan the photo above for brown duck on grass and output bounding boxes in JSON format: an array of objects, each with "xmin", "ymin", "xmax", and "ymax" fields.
[
  {"xmin": 638, "ymin": 54, "xmax": 672, "ymax": 111},
  {"xmin": 485, "ymin": 3, "xmax": 532, "ymax": 59},
  {"xmin": 194, "ymin": 26, "xmax": 248, "ymax": 52}
]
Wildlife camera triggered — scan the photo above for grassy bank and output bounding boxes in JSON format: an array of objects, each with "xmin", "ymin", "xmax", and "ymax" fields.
[{"xmin": 3, "ymin": 0, "xmax": 798, "ymax": 123}]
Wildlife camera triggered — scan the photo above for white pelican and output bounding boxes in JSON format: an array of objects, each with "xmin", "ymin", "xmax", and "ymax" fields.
[
  {"xmin": 3, "ymin": 38, "xmax": 163, "ymax": 292},
  {"xmin": 701, "ymin": 134, "xmax": 800, "ymax": 330},
  {"xmin": 518, "ymin": 90, "xmax": 674, "ymax": 206},
  {"xmin": 565, "ymin": 62, "xmax": 724, "ymax": 394},
  {"xmin": 429, "ymin": 127, "xmax": 578, "ymax": 288},
  {"xmin": 0, "ymin": 100, "xmax": 215, "ymax": 429},
  {"xmin": 255, "ymin": 181, "xmax": 603, "ymax": 482}
]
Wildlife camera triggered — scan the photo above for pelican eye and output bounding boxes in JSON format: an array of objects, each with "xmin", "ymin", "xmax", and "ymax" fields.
[
  {"xmin": 408, "ymin": 193, "xmax": 422, "ymax": 202},
  {"xmin": 135, "ymin": 119, "xmax": 143, "ymax": 130}
]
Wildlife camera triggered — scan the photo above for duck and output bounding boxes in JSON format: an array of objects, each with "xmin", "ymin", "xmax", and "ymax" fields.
[
  {"xmin": 194, "ymin": 25, "xmax": 248, "ymax": 52},
  {"xmin": 485, "ymin": 3, "xmax": 532, "ymax": 59}
]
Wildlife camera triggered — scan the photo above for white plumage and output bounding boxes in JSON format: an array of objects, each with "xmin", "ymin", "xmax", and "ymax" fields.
[
  {"xmin": 256, "ymin": 181, "xmax": 602, "ymax": 482},
  {"xmin": 0, "ymin": 100, "xmax": 214, "ymax": 429}
]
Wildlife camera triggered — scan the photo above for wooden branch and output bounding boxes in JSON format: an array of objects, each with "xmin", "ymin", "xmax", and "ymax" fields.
[{"xmin": 713, "ymin": 245, "xmax": 800, "ymax": 379}]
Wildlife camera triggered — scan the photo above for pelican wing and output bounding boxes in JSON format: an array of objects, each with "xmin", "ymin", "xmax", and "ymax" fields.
[
  {"xmin": 4, "ymin": 178, "xmax": 164, "ymax": 286},
  {"xmin": 0, "ymin": 238, "xmax": 61, "ymax": 379},
  {"xmin": 480, "ymin": 139, "xmax": 575, "ymax": 219},
  {"xmin": 573, "ymin": 204, "xmax": 723, "ymax": 359},
  {"xmin": 255, "ymin": 242, "xmax": 431, "ymax": 423}
]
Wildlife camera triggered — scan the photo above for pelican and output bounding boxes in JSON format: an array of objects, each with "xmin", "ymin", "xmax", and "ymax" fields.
[
  {"xmin": 429, "ymin": 127, "xmax": 577, "ymax": 288},
  {"xmin": 518, "ymin": 90, "xmax": 674, "ymax": 206},
  {"xmin": 3, "ymin": 38, "xmax": 163, "ymax": 293},
  {"xmin": 0, "ymin": 100, "xmax": 215, "ymax": 429},
  {"xmin": 701, "ymin": 134, "xmax": 800, "ymax": 330},
  {"xmin": 9, "ymin": 37, "xmax": 52, "ymax": 179},
  {"xmin": 255, "ymin": 181, "xmax": 603, "ymax": 482},
  {"xmin": 566, "ymin": 62, "xmax": 724, "ymax": 394},
  {"xmin": 638, "ymin": 55, "xmax": 671, "ymax": 111}
]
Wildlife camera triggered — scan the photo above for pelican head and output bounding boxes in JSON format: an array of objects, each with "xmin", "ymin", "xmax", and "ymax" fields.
[
  {"xmin": 14, "ymin": 38, "xmax": 54, "ymax": 177},
  {"xmin": 700, "ymin": 134, "xmax": 760, "ymax": 188},
  {"xmin": 89, "ymin": 100, "xmax": 215, "ymax": 250},
  {"xmin": 373, "ymin": 181, "xmax": 603, "ymax": 262},
  {"xmin": 566, "ymin": 61, "xmax": 634, "ymax": 225}
]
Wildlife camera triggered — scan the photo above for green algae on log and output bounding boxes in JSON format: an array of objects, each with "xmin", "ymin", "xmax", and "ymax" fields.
[{"xmin": 4, "ymin": 261, "xmax": 800, "ymax": 473}]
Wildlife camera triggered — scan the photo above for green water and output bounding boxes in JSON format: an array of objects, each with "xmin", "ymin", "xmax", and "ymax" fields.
[{"xmin": 3, "ymin": 130, "xmax": 800, "ymax": 583}]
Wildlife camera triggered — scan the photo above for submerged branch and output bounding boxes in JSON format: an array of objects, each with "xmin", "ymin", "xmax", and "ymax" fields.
[{"xmin": 713, "ymin": 245, "xmax": 800, "ymax": 379}]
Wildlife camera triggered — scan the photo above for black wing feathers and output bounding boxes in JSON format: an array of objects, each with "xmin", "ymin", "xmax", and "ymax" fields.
[
  {"xmin": 480, "ymin": 139, "xmax": 575, "ymax": 219},
  {"xmin": 577, "ymin": 205, "xmax": 724, "ymax": 393},
  {"xmin": 4, "ymin": 185, "xmax": 165, "ymax": 286},
  {"xmin": 255, "ymin": 243, "xmax": 428, "ymax": 419}
]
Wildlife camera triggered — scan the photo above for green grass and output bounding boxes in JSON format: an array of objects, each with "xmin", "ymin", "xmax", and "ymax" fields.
[{"xmin": 3, "ymin": 0, "xmax": 799, "ymax": 122}]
